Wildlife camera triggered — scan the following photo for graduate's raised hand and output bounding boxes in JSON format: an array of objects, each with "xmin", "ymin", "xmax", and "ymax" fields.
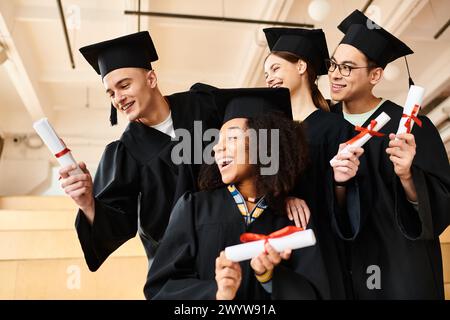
[
  {"xmin": 285, "ymin": 197, "xmax": 310, "ymax": 229},
  {"xmin": 250, "ymin": 243, "xmax": 291, "ymax": 282},
  {"xmin": 59, "ymin": 162, "xmax": 95, "ymax": 224},
  {"xmin": 386, "ymin": 133, "xmax": 416, "ymax": 180},
  {"xmin": 331, "ymin": 144, "xmax": 364, "ymax": 183},
  {"xmin": 215, "ymin": 251, "xmax": 242, "ymax": 300}
]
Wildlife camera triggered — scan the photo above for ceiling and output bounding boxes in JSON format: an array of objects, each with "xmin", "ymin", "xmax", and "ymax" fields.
[{"xmin": 1, "ymin": 0, "xmax": 449, "ymax": 161}]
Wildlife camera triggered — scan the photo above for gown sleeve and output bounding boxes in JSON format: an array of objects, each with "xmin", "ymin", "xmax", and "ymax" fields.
[
  {"xmin": 394, "ymin": 116, "xmax": 450, "ymax": 240},
  {"xmin": 272, "ymin": 259, "xmax": 321, "ymax": 299},
  {"xmin": 328, "ymin": 121, "xmax": 364, "ymax": 241},
  {"xmin": 75, "ymin": 141, "xmax": 140, "ymax": 271},
  {"xmin": 146, "ymin": 192, "xmax": 218, "ymax": 300}
]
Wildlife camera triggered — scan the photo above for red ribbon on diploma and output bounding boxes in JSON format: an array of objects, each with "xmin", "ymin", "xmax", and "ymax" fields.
[
  {"xmin": 240, "ymin": 226, "xmax": 304, "ymax": 253},
  {"xmin": 402, "ymin": 104, "xmax": 422, "ymax": 133},
  {"xmin": 345, "ymin": 120, "xmax": 385, "ymax": 145},
  {"xmin": 54, "ymin": 148, "xmax": 71, "ymax": 158},
  {"xmin": 55, "ymin": 138, "xmax": 70, "ymax": 159}
]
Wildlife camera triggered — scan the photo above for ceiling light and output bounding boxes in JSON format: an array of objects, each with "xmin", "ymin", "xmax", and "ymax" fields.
[{"xmin": 308, "ymin": 0, "xmax": 331, "ymax": 22}]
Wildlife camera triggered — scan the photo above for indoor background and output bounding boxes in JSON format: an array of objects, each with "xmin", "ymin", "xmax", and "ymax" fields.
[{"xmin": 0, "ymin": 0, "xmax": 449, "ymax": 299}]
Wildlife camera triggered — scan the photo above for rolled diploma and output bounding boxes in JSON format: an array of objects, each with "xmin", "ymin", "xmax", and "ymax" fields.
[
  {"xmin": 224, "ymin": 229, "xmax": 316, "ymax": 262},
  {"xmin": 395, "ymin": 85, "xmax": 425, "ymax": 135},
  {"xmin": 33, "ymin": 118, "xmax": 83, "ymax": 176},
  {"xmin": 329, "ymin": 112, "xmax": 391, "ymax": 166}
]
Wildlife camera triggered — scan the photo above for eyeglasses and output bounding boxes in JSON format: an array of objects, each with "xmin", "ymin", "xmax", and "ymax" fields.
[{"xmin": 325, "ymin": 59, "xmax": 371, "ymax": 77}]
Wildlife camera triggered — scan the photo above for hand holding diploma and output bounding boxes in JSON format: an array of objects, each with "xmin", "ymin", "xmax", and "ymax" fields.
[
  {"xmin": 215, "ymin": 251, "xmax": 242, "ymax": 300},
  {"xmin": 386, "ymin": 133, "xmax": 417, "ymax": 180},
  {"xmin": 331, "ymin": 144, "xmax": 364, "ymax": 184},
  {"xmin": 224, "ymin": 226, "xmax": 316, "ymax": 262},
  {"xmin": 59, "ymin": 162, "xmax": 95, "ymax": 224},
  {"xmin": 250, "ymin": 242, "xmax": 291, "ymax": 283},
  {"xmin": 33, "ymin": 118, "xmax": 95, "ymax": 224},
  {"xmin": 385, "ymin": 86, "xmax": 424, "ymax": 202},
  {"xmin": 330, "ymin": 112, "xmax": 391, "ymax": 167}
]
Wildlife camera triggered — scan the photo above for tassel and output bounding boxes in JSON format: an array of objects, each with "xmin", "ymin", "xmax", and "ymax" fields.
[
  {"xmin": 404, "ymin": 57, "xmax": 415, "ymax": 88},
  {"xmin": 110, "ymin": 103, "xmax": 117, "ymax": 126}
]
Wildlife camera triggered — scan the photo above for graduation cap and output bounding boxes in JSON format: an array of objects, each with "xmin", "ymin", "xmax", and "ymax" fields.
[
  {"xmin": 79, "ymin": 31, "xmax": 158, "ymax": 125},
  {"xmin": 214, "ymin": 87, "xmax": 292, "ymax": 124},
  {"xmin": 263, "ymin": 28, "xmax": 330, "ymax": 75},
  {"xmin": 338, "ymin": 10, "xmax": 414, "ymax": 86}
]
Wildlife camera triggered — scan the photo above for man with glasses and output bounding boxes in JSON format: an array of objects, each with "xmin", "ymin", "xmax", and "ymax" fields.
[{"xmin": 327, "ymin": 10, "xmax": 450, "ymax": 299}]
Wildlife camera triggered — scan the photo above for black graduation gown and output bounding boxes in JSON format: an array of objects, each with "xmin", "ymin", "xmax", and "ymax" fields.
[
  {"xmin": 146, "ymin": 188, "xmax": 331, "ymax": 300},
  {"xmin": 293, "ymin": 109, "xmax": 364, "ymax": 299},
  {"xmin": 331, "ymin": 100, "xmax": 450, "ymax": 299},
  {"xmin": 75, "ymin": 85, "xmax": 223, "ymax": 294}
]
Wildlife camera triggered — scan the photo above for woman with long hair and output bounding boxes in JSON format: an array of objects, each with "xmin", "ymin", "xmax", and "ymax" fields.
[{"xmin": 263, "ymin": 28, "xmax": 365, "ymax": 299}]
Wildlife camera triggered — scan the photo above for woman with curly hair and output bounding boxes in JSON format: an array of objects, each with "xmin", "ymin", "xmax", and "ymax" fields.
[
  {"xmin": 263, "ymin": 28, "xmax": 365, "ymax": 299},
  {"xmin": 146, "ymin": 87, "xmax": 329, "ymax": 300}
]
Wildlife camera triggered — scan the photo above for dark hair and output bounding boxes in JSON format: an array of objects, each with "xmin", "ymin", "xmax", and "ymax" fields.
[
  {"xmin": 198, "ymin": 112, "xmax": 308, "ymax": 213},
  {"xmin": 365, "ymin": 56, "xmax": 382, "ymax": 73},
  {"xmin": 267, "ymin": 51, "xmax": 330, "ymax": 112}
]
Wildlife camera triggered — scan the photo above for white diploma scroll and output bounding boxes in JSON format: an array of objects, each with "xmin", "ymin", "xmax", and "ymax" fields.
[
  {"xmin": 329, "ymin": 112, "xmax": 391, "ymax": 166},
  {"xmin": 396, "ymin": 85, "xmax": 425, "ymax": 135},
  {"xmin": 224, "ymin": 229, "xmax": 316, "ymax": 262},
  {"xmin": 33, "ymin": 118, "xmax": 83, "ymax": 176}
]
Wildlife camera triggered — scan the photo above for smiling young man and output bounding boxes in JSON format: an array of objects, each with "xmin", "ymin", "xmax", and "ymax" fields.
[
  {"xmin": 59, "ymin": 31, "xmax": 223, "ymax": 298},
  {"xmin": 328, "ymin": 10, "xmax": 450, "ymax": 299}
]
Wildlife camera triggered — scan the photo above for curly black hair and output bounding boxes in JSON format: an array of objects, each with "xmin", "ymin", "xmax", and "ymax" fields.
[{"xmin": 198, "ymin": 111, "xmax": 309, "ymax": 213}]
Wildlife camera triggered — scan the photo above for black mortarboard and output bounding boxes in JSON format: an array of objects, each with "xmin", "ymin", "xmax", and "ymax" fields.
[
  {"xmin": 214, "ymin": 88, "xmax": 292, "ymax": 124},
  {"xmin": 263, "ymin": 28, "xmax": 329, "ymax": 75},
  {"xmin": 338, "ymin": 10, "xmax": 413, "ymax": 70},
  {"xmin": 79, "ymin": 31, "xmax": 158, "ymax": 125}
]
